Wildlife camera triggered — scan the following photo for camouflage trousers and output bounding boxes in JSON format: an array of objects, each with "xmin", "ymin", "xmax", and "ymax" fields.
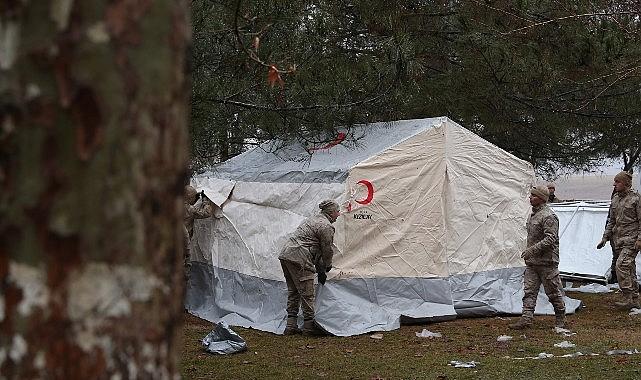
[
  {"xmin": 280, "ymin": 259, "xmax": 316, "ymax": 321},
  {"xmin": 183, "ymin": 227, "xmax": 191, "ymax": 281},
  {"xmin": 609, "ymin": 240, "xmax": 618, "ymax": 282},
  {"xmin": 522, "ymin": 265, "xmax": 565, "ymax": 313},
  {"xmin": 615, "ymin": 247, "xmax": 640, "ymax": 296}
]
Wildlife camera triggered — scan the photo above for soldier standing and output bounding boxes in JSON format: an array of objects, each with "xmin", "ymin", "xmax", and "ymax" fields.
[
  {"xmin": 597, "ymin": 171, "xmax": 641, "ymax": 309},
  {"xmin": 279, "ymin": 200, "xmax": 340, "ymax": 336},
  {"xmin": 510, "ymin": 186, "xmax": 566, "ymax": 329},
  {"xmin": 184, "ymin": 185, "xmax": 214, "ymax": 279},
  {"xmin": 547, "ymin": 182, "xmax": 562, "ymax": 203}
]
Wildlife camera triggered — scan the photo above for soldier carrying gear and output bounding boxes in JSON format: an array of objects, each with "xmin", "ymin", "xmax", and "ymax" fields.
[
  {"xmin": 278, "ymin": 200, "xmax": 340, "ymax": 336},
  {"xmin": 597, "ymin": 171, "xmax": 641, "ymax": 310},
  {"xmin": 183, "ymin": 185, "xmax": 215, "ymax": 280},
  {"xmin": 510, "ymin": 185, "xmax": 567, "ymax": 329}
]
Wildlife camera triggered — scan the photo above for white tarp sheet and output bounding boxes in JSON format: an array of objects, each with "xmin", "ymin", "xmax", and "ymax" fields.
[{"xmin": 553, "ymin": 201, "xmax": 641, "ymax": 282}]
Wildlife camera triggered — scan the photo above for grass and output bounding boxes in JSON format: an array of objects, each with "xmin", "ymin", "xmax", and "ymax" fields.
[{"xmin": 180, "ymin": 291, "xmax": 641, "ymax": 379}]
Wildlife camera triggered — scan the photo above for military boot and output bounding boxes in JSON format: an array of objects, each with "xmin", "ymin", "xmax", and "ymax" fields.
[
  {"xmin": 614, "ymin": 294, "xmax": 637, "ymax": 310},
  {"xmin": 283, "ymin": 316, "xmax": 301, "ymax": 335},
  {"xmin": 302, "ymin": 319, "xmax": 326, "ymax": 336},
  {"xmin": 509, "ymin": 312, "xmax": 533, "ymax": 330},
  {"xmin": 554, "ymin": 309, "xmax": 566, "ymax": 329}
]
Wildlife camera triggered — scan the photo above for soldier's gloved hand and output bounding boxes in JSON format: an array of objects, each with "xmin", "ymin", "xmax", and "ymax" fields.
[
  {"xmin": 635, "ymin": 240, "xmax": 641, "ymax": 250},
  {"xmin": 597, "ymin": 238, "xmax": 607, "ymax": 249},
  {"xmin": 318, "ymin": 271, "xmax": 327, "ymax": 285},
  {"xmin": 325, "ymin": 265, "xmax": 332, "ymax": 273}
]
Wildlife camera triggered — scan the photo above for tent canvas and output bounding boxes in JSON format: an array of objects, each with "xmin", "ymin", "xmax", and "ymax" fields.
[
  {"xmin": 186, "ymin": 117, "xmax": 580, "ymax": 336},
  {"xmin": 553, "ymin": 201, "xmax": 641, "ymax": 283}
]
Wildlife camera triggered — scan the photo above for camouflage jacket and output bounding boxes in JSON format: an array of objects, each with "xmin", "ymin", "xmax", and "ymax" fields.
[
  {"xmin": 523, "ymin": 204, "xmax": 560, "ymax": 266},
  {"xmin": 602, "ymin": 189, "xmax": 641, "ymax": 249},
  {"xmin": 548, "ymin": 194, "xmax": 562, "ymax": 203},
  {"xmin": 279, "ymin": 212, "xmax": 336, "ymax": 273},
  {"xmin": 184, "ymin": 199, "xmax": 214, "ymax": 238}
]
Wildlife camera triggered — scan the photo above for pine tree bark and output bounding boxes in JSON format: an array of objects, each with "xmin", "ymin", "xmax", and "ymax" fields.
[{"xmin": 1, "ymin": 1, "xmax": 190, "ymax": 378}]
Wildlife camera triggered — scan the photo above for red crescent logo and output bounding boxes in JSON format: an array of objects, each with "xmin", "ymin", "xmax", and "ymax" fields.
[
  {"xmin": 307, "ymin": 132, "xmax": 346, "ymax": 152},
  {"xmin": 355, "ymin": 180, "xmax": 374, "ymax": 205}
]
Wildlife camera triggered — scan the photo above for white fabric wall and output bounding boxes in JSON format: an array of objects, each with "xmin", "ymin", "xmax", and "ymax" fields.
[
  {"xmin": 190, "ymin": 179, "xmax": 345, "ymax": 281},
  {"xmin": 191, "ymin": 119, "xmax": 536, "ymax": 282},
  {"xmin": 335, "ymin": 125, "xmax": 449, "ymax": 279},
  {"xmin": 444, "ymin": 120, "xmax": 534, "ymax": 275},
  {"xmin": 553, "ymin": 201, "xmax": 641, "ymax": 281},
  {"xmin": 554, "ymin": 202, "xmax": 613, "ymax": 279}
]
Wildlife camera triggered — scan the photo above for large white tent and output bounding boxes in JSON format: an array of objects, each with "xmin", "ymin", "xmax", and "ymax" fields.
[{"xmin": 186, "ymin": 117, "xmax": 580, "ymax": 336}]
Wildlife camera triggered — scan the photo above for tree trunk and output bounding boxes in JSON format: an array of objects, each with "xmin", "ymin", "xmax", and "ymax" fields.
[{"xmin": 1, "ymin": 1, "xmax": 189, "ymax": 379}]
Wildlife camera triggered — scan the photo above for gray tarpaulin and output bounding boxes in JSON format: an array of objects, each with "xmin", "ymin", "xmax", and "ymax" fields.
[{"xmin": 202, "ymin": 322, "xmax": 247, "ymax": 355}]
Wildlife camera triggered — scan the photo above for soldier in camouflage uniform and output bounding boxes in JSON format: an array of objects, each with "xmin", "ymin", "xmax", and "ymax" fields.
[
  {"xmin": 279, "ymin": 200, "xmax": 340, "ymax": 336},
  {"xmin": 184, "ymin": 185, "xmax": 215, "ymax": 279},
  {"xmin": 546, "ymin": 182, "xmax": 562, "ymax": 203},
  {"xmin": 597, "ymin": 171, "xmax": 641, "ymax": 309},
  {"xmin": 510, "ymin": 186, "xmax": 566, "ymax": 329}
]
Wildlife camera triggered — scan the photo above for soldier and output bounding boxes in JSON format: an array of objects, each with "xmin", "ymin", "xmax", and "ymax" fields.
[
  {"xmin": 596, "ymin": 171, "xmax": 641, "ymax": 309},
  {"xmin": 510, "ymin": 186, "xmax": 566, "ymax": 329},
  {"xmin": 547, "ymin": 182, "xmax": 562, "ymax": 203},
  {"xmin": 184, "ymin": 185, "xmax": 214, "ymax": 279},
  {"xmin": 605, "ymin": 188, "xmax": 619, "ymax": 284},
  {"xmin": 279, "ymin": 200, "xmax": 340, "ymax": 336}
]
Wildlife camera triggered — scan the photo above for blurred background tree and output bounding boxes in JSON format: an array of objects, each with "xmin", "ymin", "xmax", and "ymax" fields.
[{"xmin": 1, "ymin": 1, "xmax": 188, "ymax": 378}]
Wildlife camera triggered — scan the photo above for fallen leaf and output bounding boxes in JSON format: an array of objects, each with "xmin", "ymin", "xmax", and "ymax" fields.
[
  {"xmin": 267, "ymin": 65, "xmax": 284, "ymax": 88},
  {"xmin": 370, "ymin": 333, "xmax": 384, "ymax": 340}
]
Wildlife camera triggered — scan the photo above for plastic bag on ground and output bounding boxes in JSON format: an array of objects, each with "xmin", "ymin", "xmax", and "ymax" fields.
[
  {"xmin": 554, "ymin": 341, "xmax": 576, "ymax": 348},
  {"xmin": 415, "ymin": 329, "xmax": 442, "ymax": 338},
  {"xmin": 606, "ymin": 349, "xmax": 640, "ymax": 355},
  {"xmin": 554, "ymin": 327, "xmax": 576, "ymax": 337},
  {"xmin": 564, "ymin": 283, "xmax": 612, "ymax": 293},
  {"xmin": 202, "ymin": 322, "xmax": 247, "ymax": 355},
  {"xmin": 448, "ymin": 360, "xmax": 478, "ymax": 368}
]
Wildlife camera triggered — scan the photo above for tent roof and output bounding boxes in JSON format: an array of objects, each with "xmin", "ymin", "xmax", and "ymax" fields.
[{"xmin": 205, "ymin": 117, "xmax": 447, "ymax": 183}]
